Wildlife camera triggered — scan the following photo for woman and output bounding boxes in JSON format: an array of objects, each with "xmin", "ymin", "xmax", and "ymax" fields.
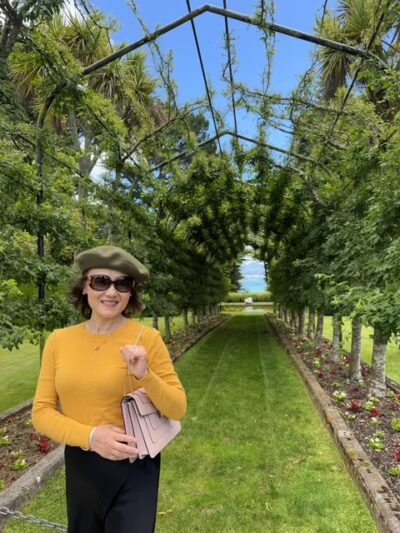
[{"xmin": 32, "ymin": 245, "xmax": 187, "ymax": 533}]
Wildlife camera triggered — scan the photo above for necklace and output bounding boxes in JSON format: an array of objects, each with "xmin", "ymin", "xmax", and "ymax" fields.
[
  {"xmin": 85, "ymin": 317, "xmax": 127, "ymax": 351},
  {"xmin": 92, "ymin": 334, "xmax": 113, "ymax": 352}
]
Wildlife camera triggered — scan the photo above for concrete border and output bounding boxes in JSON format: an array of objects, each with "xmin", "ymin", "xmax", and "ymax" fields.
[
  {"xmin": 0, "ymin": 400, "xmax": 33, "ymax": 425},
  {"xmin": 0, "ymin": 446, "xmax": 64, "ymax": 530},
  {"xmin": 267, "ymin": 315, "xmax": 400, "ymax": 533},
  {"xmin": 171, "ymin": 314, "xmax": 230, "ymax": 362}
]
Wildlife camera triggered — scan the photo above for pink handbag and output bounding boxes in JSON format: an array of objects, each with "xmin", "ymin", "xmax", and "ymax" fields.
[
  {"xmin": 121, "ymin": 327, "xmax": 181, "ymax": 462},
  {"xmin": 122, "ymin": 388, "xmax": 181, "ymax": 462}
]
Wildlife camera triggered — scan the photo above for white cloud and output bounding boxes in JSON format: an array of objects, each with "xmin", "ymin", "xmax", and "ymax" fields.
[
  {"xmin": 90, "ymin": 158, "xmax": 108, "ymax": 182},
  {"xmin": 62, "ymin": 0, "xmax": 84, "ymax": 21},
  {"xmin": 241, "ymin": 260, "xmax": 264, "ymax": 274}
]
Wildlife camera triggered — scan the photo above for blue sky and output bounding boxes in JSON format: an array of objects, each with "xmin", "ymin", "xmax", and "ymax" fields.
[
  {"xmin": 87, "ymin": 1, "xmax": 337, "ymax": 292},
  {"xmin": 90, "ymin": 0, "xmax": 336, "ymax": 151}
]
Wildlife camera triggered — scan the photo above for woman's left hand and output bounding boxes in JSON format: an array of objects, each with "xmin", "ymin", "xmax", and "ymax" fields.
[{"xmin": 121, "ymin": 344, "xmax": 148, "ymax": 380}]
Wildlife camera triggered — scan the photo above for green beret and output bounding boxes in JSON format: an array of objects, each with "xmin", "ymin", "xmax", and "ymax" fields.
[{"xmin": 74, "ymin": 245, "xmax": 149, "ymax": 283}]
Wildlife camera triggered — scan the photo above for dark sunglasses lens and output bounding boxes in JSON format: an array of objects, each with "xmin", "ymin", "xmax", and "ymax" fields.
[
  {"xmin": 90, "ymin": 275, "xmax": 112, "ymax": 291},
  {"xmin": 89, "ymin": 275, "xmax": 133, "ymax": 292},
  {"xmin": 114, "ymin": 278, "xmax": 133, "ymax": 292}
]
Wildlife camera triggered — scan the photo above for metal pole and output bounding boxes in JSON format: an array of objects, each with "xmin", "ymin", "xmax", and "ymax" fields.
[
  {"xmin": 83, "ymin": 4, "xmax": 386, "ymax": 77},
  {"xmin": 149, "ymin": 130, "xmax": 329, "ymax": 172}
]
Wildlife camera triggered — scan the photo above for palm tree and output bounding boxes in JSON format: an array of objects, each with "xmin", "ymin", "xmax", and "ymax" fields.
[
  {"xmin": 316, "ymin": 0, "xmax": 400, "ymax": 110},
  {"xmin": 9, "ymin": 11, "xmax": 162, "ymax": 173}
]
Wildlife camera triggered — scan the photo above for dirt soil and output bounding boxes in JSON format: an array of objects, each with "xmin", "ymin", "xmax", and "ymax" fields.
[{"xmin": 0, "ymin": 407, "xmax": 57, "ymax": 489}]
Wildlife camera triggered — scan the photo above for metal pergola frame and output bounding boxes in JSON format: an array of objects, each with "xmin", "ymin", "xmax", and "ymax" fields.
[{"xmin": 33, "ymin": 1, "xmax": 389, "ymax": 326}]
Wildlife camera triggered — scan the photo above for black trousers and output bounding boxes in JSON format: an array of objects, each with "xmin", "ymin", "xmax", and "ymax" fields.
[{"xmin": 64, "ymin": 446, "xmax": 161, "ymax": 533}]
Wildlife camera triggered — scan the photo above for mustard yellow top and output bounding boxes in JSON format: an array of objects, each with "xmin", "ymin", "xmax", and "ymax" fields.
[{"xmin": 32, "ymin": 320, "xmax": 187, "ymax": 449}]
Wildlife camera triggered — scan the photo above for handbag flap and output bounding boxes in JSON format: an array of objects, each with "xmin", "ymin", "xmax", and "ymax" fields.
[
  {"xmin": 125, "ymin": 389, "xmax": 158, "ymax": 416},
  {"xmin": 122, "ymin": 389, "xmax": 181, "ymax": 459}
]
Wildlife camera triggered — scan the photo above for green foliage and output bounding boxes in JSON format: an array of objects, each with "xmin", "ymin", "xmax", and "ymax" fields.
[
  {"xmin": 0, "ymin": 11, "xmax": 249, "ymax": 349},
  {"xmin": 389, "ymin": 466, "xmax": 400, "ymax": 477}
]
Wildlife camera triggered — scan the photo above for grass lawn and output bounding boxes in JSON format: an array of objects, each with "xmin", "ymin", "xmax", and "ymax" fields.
[
  {"xmin": 5, "ymin": 315, "xmax": 376, "ymax": 532},
  {"xmin": 323, "ymin": 317, "xmax": 400, "ymax": 383},
  {"xmin": 0, "ymin": 316, "xmax": 185, "ymax": 414},
  {"xmin": 0, "ymin": 342, "xmax": 41, "ymax": 414}
]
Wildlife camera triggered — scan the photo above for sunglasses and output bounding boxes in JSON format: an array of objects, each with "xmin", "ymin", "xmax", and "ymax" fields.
[{"xmin": 86, "ymin": 275, "xmax": 135, "ymax": 293}]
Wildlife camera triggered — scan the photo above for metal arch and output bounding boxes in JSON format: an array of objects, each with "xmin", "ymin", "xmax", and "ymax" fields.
[
  {"xmin": 149, "ymin": 130, "xmax": 330, "ymax": 173},
  {"xmin": 185, "ymin": 0, "xmax": 223, "ymax": 155},
  {"xmin": 83, "ymin": 4, "xmax": 387, "ymax": 76},
  {"xmin": 223, "ymin": 0, "xmax": 238, "ymax": 136}
]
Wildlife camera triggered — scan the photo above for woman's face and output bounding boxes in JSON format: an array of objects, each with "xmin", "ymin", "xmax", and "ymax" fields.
[{"xmin": 84, "ymin": 268, "xmax": 133, "ymax": 321}]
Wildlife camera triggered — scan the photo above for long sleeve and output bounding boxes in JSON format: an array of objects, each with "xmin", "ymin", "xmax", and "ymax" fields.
[
  {"xmin": 32, "ymin": 321, "xmax": 186, "ymax": 448},
  {"xmin": 138, "ymin": 331, "xmax": 187, "ymax": 420},
  {"xmin": 32, "ymin": 331, "xmax": 94, "ymax": 449}
]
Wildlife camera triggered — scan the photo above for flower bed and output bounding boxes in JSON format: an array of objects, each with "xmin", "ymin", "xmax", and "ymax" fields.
[
  {"xmin": 275, "ymin": 317, "xmax": 400, "ymax": 498},
  {"xmin": 0, "ymin": 406, "xmax": 57, "ymax": 491}
]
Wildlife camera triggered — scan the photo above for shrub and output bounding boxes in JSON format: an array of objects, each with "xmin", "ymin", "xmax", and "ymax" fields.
[
  {"xmin": 225, "ymin": 291, "xmax": 272, "ymax": 303},
  {"xmin": 389, "ymin": 466, "xmax": 400, "ymax": 477}
]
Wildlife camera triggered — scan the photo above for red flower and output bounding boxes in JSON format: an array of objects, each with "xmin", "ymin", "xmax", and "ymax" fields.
[
  {"xmin": 37, "ymin": 436, "xmax": 50, "ymax": 454},
  {"xmin": 393, "ymin": 449, "xmax": 400, "ymax": 461},
  {"xmin": 370, "ymin": 407, "xmax": 381, "ymax": 417},
  {"xmin": 349, "ymin": 399, "xmax": 362, "ymax": 412}
]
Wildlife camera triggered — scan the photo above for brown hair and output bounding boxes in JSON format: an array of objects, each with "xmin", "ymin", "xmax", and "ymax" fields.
[{"xmin": 70, "ymin": 276, "xmax": 143, "ymax": 319}]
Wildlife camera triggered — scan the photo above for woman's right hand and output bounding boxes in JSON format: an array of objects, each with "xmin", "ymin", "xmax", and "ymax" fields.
[{"xmin": 89, "ymin": 425, "xmax": 138, "ymax": 461}]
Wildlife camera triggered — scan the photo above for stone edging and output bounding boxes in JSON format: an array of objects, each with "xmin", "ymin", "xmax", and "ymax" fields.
[
  {"xmin": 171, "ymin": 314, "xmax": 230, "ymax": 362},
  {"xmin": 0, "ymin": 400, "xmax": 33, "ymax": 425},
  {"xmin": 0, "ymin": 315, "xmax": 229, "ymax": 530},
  {"xmin": 267, "ymin": 315, "xmax": 400, "ymax": 533},
  {"xmin": 0, "ymin": 446, "xmax": 64, "ymax": 530}
]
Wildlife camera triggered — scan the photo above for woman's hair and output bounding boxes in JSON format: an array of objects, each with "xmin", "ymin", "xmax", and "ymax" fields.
[{"xmin": 70, "ymin": 276, "xmax": 143, "ymax": 319}]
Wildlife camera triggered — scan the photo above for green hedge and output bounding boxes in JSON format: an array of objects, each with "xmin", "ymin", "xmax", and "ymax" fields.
[{"xmin": 225, "ymin": 291, "xmax": 272, "ymax": 302}]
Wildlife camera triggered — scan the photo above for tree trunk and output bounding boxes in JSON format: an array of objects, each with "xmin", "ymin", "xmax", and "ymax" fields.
[
  {"xmin": 164, "ymin": 315, "xmax": 172, "ymax": 342},
  {"xmin": 298, "ymin": 308, "xmax": 306, "ymax": 336},
  {"xmin": 283, "ymin": 307, "xmax": 289, "ymax": 323},
  {"xmin": 350, "ymin": 316, "xmax": 362, "ymax": 381},
  {"xmin": 152, "ymin": 313, "xmax": 159, "ymax": 330},
  {"xmin": 0, "ymin": 17, "xmax": 23, "ymax": 61},
  {"xmin": 315, "ymin": 310, "xmax": 324, "ymax": 347},
  {"xmin": 107, "ymin": 165, "xmax": 122, "ymax": 243},
  {"xmin": 368, "ymin": 330, "xmax": 389, "ymax": 398},
  {"xmin": 331, "ymin": 314, "xmax": 342, "ymax": 363},
  {"xmin": 183, "ymin": 309, "xmax": 189, "ymax": 332},
  {"xmin": 307, "ymin": 307, "xmax": 315, "ymax": 340},
  {"xmin": 290, "ymin": 310, "xmax": 297, "ymax": 330}
]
